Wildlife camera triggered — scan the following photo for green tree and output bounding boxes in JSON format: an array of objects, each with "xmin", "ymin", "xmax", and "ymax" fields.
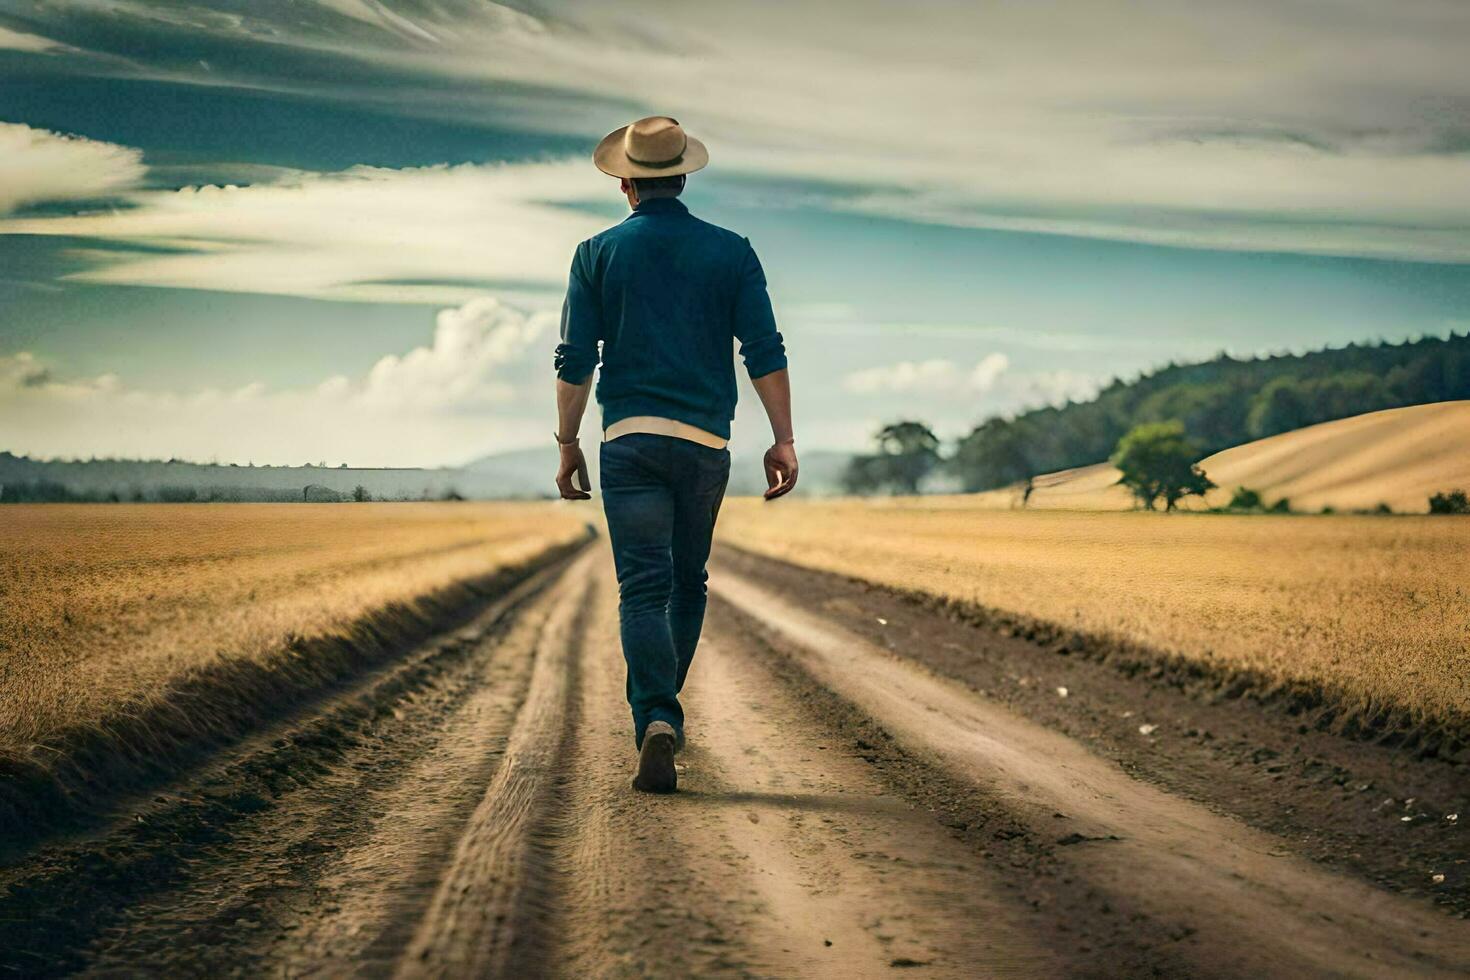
[
  {"xmin": 1111, "ymin": 421, "xmax": 1216, "ymax": 511},
  {"xmin": 1246, "ymin": 376, "xmax": 1310, "ymax": 439},
  {"xmin": 1429, "ymin": 489, "xmax": 1469, "ymax": 514},
  {"xmin": 876, "ymin": 421, "xmax": 942, "ymax": 494},
  {"xmin": 842, "ymin": 421, "xmax": 942, "ymax": 495},
  {"xmin": 950, "ymin": 417, "xmax": 1033, "ymax": 492},
  {"xmin": 1248, "ymin": 372, "xmax": 1394, "ymax": 440},
  {"xmin": 840, "ymin": 454, "xmax": 886, "ymax": 495}
]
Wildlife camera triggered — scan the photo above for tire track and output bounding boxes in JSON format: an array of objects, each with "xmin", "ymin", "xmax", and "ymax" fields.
[
  {"xmin": 268, "ymin": 558, "xmax": 591, "ymax": 976},
  {"xmin": 712, "ymin": 566, "xmax": 1470, "ymax": 979},
  {"xmin": 543, "ymin": 563, "xmax": 766, "ymax": 980},
  {"xmin": 396, "ymin": 551, "xmax": 597, "ymax": 978},
  {"xmin": 678, "ymin": 634, "xmax": 1062, "ymax": 978}
]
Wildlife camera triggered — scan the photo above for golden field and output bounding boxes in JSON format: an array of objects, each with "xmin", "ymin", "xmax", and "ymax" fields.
[
  {"xmin": 716, "ymin": 501, "xmax": 1470, "ymax": 728},
  {"xmin": 0, "ymin": 503, "xmax": 586, "ymax": 760}
]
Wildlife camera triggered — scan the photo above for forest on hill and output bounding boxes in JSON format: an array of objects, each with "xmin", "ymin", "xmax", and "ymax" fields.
[{"xmin": 945, "ymin": 333, "xmax": 1470, "ymax": 492}]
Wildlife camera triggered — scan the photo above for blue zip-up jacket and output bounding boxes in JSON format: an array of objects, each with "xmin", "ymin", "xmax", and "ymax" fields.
[{"xmin": 553, "ymin": 197, "xmax": 787, "ymax": 440}]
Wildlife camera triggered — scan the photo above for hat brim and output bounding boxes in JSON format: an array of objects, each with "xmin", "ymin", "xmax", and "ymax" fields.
[{"xmin": 593, "ymin": 126, "xmax": 709, "ymax": 178}]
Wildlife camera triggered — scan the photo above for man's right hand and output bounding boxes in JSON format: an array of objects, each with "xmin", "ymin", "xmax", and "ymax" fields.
[
  {"xmin": 763, "ymin": 441, "xmax": 798, "ymax": 500},
  {"xmin": 556, "ymin": 443, "xmax": 592, "ymax": 500}
]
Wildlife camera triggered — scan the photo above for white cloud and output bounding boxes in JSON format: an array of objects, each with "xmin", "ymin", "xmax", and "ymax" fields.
[
  {"xmin": 0, "ymin": 297, "xmax": 555, "ymax": 466},
  {"xmin": 970, "ymin": 353, "xmax": 1009, "ymax": 392},
  {"xmin": 0, "ymin": 157, "xmax": 608, "ymax": 304},
  {"xmin": 843, "ymin": 354, "xmax": 1010, "ymax": 396},
  {"xmin": 0, "ymin": 25, "xmax": 66, "ymax": 53},
  {"xmin": 0, "ymin": 123, "xmax": 147, "ymax": 214},
  {"xmin": 843, "ymin": 359, "xmax": 958, "ymax": 395},
  {"xmin": 7, "ymin": 3, "xmax": 1470, "ymax": 266},
  {"xmin": 23, "ymin": 0, "xmax": 1465, "ymax": 261},
  {"xmin": 1010, "ymin": 369, "xmax": 1101, "ymax": 408},
  {"xmin": 356, "ymin": 297, "xmax": 551, "ymax": 409}
]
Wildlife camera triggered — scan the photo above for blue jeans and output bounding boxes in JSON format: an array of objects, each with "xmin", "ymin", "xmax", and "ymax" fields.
[{"xmin": 599, "ymin": 432, "xmax": 731, "ymax": 748}]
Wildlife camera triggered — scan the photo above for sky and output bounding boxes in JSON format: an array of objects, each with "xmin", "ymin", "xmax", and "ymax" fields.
[{"xmin": 2, "ymin": 0, "xmax": 1469, "ymax": 467}]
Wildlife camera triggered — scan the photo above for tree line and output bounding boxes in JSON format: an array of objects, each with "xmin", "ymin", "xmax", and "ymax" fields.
[{"xmin": 844, "ymin": 332, "xmax": 1470, "ymax": 495}]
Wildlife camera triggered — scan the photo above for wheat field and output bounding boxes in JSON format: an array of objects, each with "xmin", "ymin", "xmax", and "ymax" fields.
[
  {"xmin": 717, "ymin": 500, "xmax": 1470, "ymax": 729},
  {"xmin": 0, "ymin": 503, "xmax": 586, "ymax": 759}
]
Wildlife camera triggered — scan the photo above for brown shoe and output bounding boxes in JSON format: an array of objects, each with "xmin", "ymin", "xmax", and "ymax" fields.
[{"xmin": 632, "ymin": 721, "xmax": 678, "ymax": 793}]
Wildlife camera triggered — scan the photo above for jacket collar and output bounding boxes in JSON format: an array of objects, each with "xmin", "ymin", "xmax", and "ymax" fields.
[{"xmin": 629, "ymin": 197, "xmax": 689, "ymax": 217}]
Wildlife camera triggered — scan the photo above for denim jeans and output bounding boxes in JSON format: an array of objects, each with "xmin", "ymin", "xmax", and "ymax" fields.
[{"xmin": 599, "ymin": 432, "xmax": 731, "ymax": 748}]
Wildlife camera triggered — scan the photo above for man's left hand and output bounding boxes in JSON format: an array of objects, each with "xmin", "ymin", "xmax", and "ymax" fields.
[
  {"xmin": 762, "ymin": 441, "xmax": 799, "ymax": 500},
  {"xmin": 556, "ymin": 443, "xmax": 592, "ymax": 500}
]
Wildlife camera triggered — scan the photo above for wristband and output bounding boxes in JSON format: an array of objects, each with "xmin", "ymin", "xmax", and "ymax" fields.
[{"xmin": 554, "ymin": 431, "xmax": 579, "ymax": 447}]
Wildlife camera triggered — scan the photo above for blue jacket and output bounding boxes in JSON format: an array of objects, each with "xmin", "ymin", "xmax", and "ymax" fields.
[{"xmin": 554, "ymin": 197, "xmax": 787, "ymax": 440}]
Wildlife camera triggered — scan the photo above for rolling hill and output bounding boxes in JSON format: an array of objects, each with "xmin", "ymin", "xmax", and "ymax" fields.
[
  {"xmin": 964, "ymin": 401, "xmax": 1470, "ymax": 513},
  {"xmin": 948, "ymin": 332, "xmax": 1470, "ymax": 493}
]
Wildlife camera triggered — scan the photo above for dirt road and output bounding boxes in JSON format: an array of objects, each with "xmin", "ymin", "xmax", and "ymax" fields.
[{"xmin": 2, "ymin": 543, "xmax": 1467, "ymax": 978}]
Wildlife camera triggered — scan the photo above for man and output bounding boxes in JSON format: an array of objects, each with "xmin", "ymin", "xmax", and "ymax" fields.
[{"xmin": 552, "ymin": 116, "xmax": 797, "ymax": 794}]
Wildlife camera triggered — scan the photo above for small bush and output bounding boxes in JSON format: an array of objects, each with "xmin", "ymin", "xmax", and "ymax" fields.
[
  {"xmin": 1428, "ymin": 489, "xmax": 1469, "ymax": 514},
  {"xmin": 1320, "ymin": 505, "xmax": 1336, "ymax": 515},
  {"xmin": 1374, "ymin": 502, "xmax": 1393, "ymax": 515},
  {"xmin": 1226, "ymin": 486, "xmax": 1262, "ymax": 511},
  {"xmin": 1268, "ymin": 497, "xmax": 1292, "ymax": 514}
]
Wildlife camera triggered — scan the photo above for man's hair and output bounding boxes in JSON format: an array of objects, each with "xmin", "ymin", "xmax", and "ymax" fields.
[{"xmin": 631, "ymin": 174, "xmax": 685, "ymax": 199}]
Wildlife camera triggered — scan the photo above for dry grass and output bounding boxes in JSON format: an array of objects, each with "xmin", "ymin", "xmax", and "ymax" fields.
[
  {"xmin": 717, "ymin": 500, "xmax": 1470, "ymax": 731},
  {"xmin": 0, "ymin": 503, "xmax": 586, "ymax": 760}
]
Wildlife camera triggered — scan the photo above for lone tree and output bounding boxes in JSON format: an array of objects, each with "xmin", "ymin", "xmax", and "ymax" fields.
[
  {"xmin": 1111, "ymin": 420, "xmax": 1215, "ymax": 511},
  {"xmin": 842, "ymin": 421, "xmax": 942, "ymax": 495}
]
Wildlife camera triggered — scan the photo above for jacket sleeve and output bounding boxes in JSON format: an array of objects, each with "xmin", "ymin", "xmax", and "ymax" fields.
[
  {"xmin": 554, "ymin": 240, "xmax": 601, "ymax": 383},
  {"xmin": 732, "ymin": 238, "xmax": 787, "ymax": 379}
]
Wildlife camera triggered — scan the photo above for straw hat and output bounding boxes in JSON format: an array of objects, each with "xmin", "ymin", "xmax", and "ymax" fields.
[{"xmin": 594, "ymin": 116, "xmax": 708, "ymax": 179}]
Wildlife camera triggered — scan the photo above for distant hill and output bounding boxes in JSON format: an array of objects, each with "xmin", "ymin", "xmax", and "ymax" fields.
[
  {"xmin": 463, "ymin": 446, "xmax": 560, "ymax": 498},
  {"xmin": 950, "ymin": 333, "xmax": 1470, "ymax": 492},
  {"xmin": 0, "ymin": 441, "xmax": 852, "ymax": 503},
  {"xmin": 964, "ymin": 401, "xmax": 1470, "ymax": 514},
  {"xmin": 465, "ymin": 444, "xmax": 852, "ymax": 498},
  {"xmin": 0, "ymin": 454, "xmax": 539, "ymax": 503}
]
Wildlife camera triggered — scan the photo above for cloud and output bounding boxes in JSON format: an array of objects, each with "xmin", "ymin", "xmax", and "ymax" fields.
[
  {"xmin": 843, "ymin": 354, "xmax": 1010, "ymax": 395},
  {"xmin": 1010, "ymin": 369, "xmax": 1101, "ymax": 408},
  {"xmin": 0, "ymin": 297, "xmax": 556, "ymax": 466},
  {"xmin": 0, "ymin": 123, "xmax": 147, "ymax": 214},
  {"xmin": 0, "ymin": 156, "xmax": 608, "ymax": 304},
  {"xmin": 843, "ymin": 359, "xmax": 959, "ymax": 395},
  {"xmin": 970, "ymin": 353, "xmax": 1009, "ymax": 392},
  {"xmin": 11, "ymin": 1, "xmax": 1469, "ymax": 261},
  {"xmin": 0, "ymin": 25, "xmax": 66, "ymax": 52},
  {"xmin": 355, "ymin": 296, "xmax": 551, "ymax": 409}
]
